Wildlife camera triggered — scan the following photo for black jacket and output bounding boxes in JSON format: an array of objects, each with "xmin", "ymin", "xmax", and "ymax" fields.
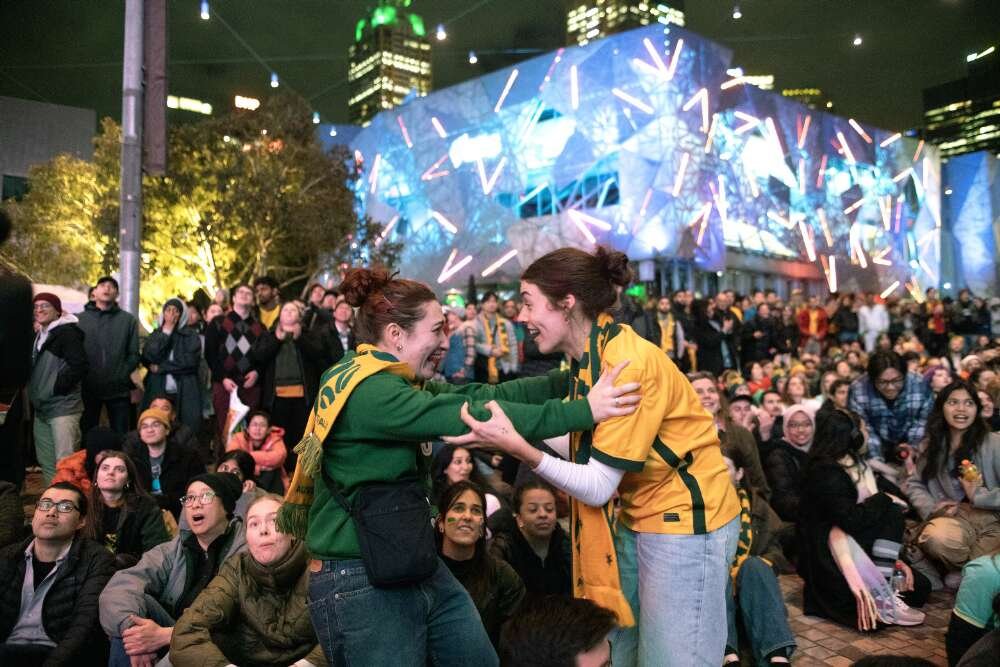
[
  {"xmin": 325, "ymin": 323, "xmax": 356, "ymax": 366},
  {"xmin": 692, "ymin": 320, "xmax": 732, "ymax": 376},
  {"xmin": 249, "ymin": 328, "xmax": 333, "ymax": 412},
  {"xmin": 740, "ymin": 316, "xmax": 776, "ymax": 363},
  {"xmin": 488, "ymin": 511, "xmax": 572, "ymax": 596},
  {"xmin": 28, "ymin": 320, "xmax": 89, "ymax": 419},
  {"xmin": 141, "ymin": 325, "xmax": 204, "ymax": 430},
  {"xmin": 76, "ymin": 303, "xmax": 140, "ymax": 400},
  {"xmin": 99, "ymin": 493, "xmax": 172, "ymax": 570},
  {"xmin": 0, "ymin": 269, "xmax": 32, "ymax": 395},
  {"xmin": 0, "ymin": 536, "xmax": 115, "ymax": 666},
  {"xmin": 762, "ymin": 440, "xmax": 810, "ymax": 523},
  {"xmin": 124, "ymin": 437, "xmax": 206, "ymax": 518}
]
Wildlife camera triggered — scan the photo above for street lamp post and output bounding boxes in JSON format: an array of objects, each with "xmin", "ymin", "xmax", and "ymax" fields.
[{"xmin": 118, "ymin": 0, "xmax": 144, "ymax": 316}]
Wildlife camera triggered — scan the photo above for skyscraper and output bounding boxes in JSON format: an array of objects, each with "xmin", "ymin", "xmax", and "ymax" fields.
[
  {"xmin": 923, "ymin": 46, "xmax": 1000, "ymax": 159},
  {"xmin": 348, "ymin": 0, "xmax": 431, "ymax": 126},
  {"xmin": 781, "ymin": 88, "xmax": 834, "ymax": 111},
  {"xmin": 566, "ymin": 1, "xmax": 685, "ymax": 47}
]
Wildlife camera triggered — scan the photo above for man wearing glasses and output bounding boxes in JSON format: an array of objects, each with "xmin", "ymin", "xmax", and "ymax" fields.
[
  {"xmin": 0, "ymin": 482, "xmax": 115, "ymax": 665},
  {"xmin": 100, "ymin": 472, "xmax": 245, "ymax": 667},
  {"xmin": 848, "ymin": 350, "xmax": 933, "ymax": 473}
]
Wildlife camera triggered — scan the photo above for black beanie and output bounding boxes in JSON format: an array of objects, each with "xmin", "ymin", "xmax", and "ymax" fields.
[{"xmin": 189, "ymin": 472, "xmax": 242, "ymax": 515}]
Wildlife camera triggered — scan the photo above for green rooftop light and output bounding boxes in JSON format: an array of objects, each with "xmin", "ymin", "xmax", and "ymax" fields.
[
  {"xmin": 408, "ymin": 13, "xmax": 426, "ymax": 37},
  {"xmin": 371, "ymin": 6, "xmax": 397, "ymax": 28},
  {"xmin": 355, "ymin": 18, "xmax": 366, "ymax": 42}
]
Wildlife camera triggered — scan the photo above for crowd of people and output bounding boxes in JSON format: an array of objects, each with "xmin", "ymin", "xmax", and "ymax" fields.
[{"xmin": 1, "ymin": 227, "xmax": 999, "ymax": 665}]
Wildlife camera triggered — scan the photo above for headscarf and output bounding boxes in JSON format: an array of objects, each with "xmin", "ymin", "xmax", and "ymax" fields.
[{"xmin": 782, "ymin": 403, "xmax": 816, "ymax": 451}]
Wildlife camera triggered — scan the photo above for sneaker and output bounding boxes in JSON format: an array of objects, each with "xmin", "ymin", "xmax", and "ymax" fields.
[{"xmin": 876, "ymin": 593, "xmax": 925, "ymax": 626}]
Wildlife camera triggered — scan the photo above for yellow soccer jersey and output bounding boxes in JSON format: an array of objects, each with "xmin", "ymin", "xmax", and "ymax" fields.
[{"xmin": 574, "ymin": 322, "xmax": 739, "ymax": 535}]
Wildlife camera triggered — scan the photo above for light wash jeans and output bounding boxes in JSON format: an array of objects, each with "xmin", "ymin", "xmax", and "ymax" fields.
[
  {"xmin": 725, "ymin": 556, "xmax": 797, "ymax": 664},
  {"xmin": 611, "ymin": 517, "xmax": 739, "ymax": 667},
  {"xmin": 308, "ymin": 558, "xmax": 497, "ymax": 667},
  {"xmin": 33, "ymin": 413, "xmax": 81, "ymax": 483}
]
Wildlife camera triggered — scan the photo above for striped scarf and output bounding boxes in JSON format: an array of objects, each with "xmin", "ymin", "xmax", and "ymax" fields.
[
  {"xmin": 731, "ymin": 487, "xmax": 754, "ymax": 585},
  {"xmin": 481, "ymin": 315, "xmax": 510, "ymax": 384}
]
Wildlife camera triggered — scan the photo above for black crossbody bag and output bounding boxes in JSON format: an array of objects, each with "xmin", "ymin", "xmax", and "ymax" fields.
[{"xmin": 321, "ymin": 465, "xmax": 438, "ymax": 587}]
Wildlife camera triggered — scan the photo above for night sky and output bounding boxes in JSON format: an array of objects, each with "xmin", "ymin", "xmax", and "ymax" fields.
[{"xmin": 1, "ymin": 0, "xmax": 998, "ymax": 133}]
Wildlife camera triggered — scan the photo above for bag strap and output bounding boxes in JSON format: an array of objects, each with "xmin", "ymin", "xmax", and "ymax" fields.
[{"xmin": 319, "ymin": 459, "xmax": 354, "ymax": 516}]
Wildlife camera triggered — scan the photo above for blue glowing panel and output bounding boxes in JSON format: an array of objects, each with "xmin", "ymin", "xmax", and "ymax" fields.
[
  {"xmin": 943, "ymin": 151, "xmax": 1000, "ymax": 294},
  {"xmin": 347, "ymin": 24, "xmax": 941, "ymax": 295}
]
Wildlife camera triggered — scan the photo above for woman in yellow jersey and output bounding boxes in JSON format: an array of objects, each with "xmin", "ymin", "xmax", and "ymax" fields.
[{"xmin": 446, "ymin": 246, "xmax": 741, "ymax": 667}]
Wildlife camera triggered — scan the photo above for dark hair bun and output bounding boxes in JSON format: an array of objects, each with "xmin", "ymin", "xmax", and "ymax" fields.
[
  {"xmin": 595, "ymin": 246, "xmax": 632, "ymax": 288},
  {"xmin": 340, "ymin": 267, "xmax": 391, "ymax": 308}
]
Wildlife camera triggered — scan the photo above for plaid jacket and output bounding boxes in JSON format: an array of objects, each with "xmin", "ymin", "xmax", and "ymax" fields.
[{"xmin": 848, "ymin": 373, "xmax": 933, "ymax": 461}]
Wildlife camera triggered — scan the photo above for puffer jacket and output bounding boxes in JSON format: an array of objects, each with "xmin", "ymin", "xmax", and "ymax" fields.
[
  {"xmin": 0, "ymin": 535, "xmax": 115, "ymax": 666},
  {"xmin": 169, "ymin": 540, "xmax": 325, "ymax": 667},
  {"xmin": 76, "ymin": 302, "xmax": 139, "ymax": 400},
  {"xmin": 28, "ymin": 312, "xmax": 88, "ymax": 419},
  {"xmin": 141, "ymin": 300, "xmax": 204, "ymax": 431},
  {"xmin": 225, "ymin": 427, "xmax": 289, "ymax": 491}
]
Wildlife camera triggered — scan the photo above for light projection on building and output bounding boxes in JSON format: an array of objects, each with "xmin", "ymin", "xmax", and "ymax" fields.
[{"xmin": 344, "ymin": 24, "xmax": 940, "ymax": 296}]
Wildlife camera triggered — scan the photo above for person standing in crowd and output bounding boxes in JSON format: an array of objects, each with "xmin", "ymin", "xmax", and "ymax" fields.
[
  {"xmin": 0, "ymin": 210, "xmax": 33, "ymax": 488},
  {"xmin": 125, "ymin": 408, "xmax": 205, "ymax": 518},
  {"xmin": 905, "ymin": 381, "xmax": 1000, "ymax": 582},
  {"xmin": 849, "ymin": 350, "xmax": 933, "ymax": 468},
  {"xmin": 184, "ymin": 301, "xmax": 204, "ymax": 335},
  {"xmin": 277, "ymin": 266, "xmax": 636, "ymax": 667},
  {"xmin": 100, "ymin": 473, "xmax": 246, "ymax": 667},
  {"xmin": 29, "ymin": 293, "xmax": 88, "ymax": 483},
  {"xmin": 435, "ymin": 481, "xmax": 525, "ymax": 648},
  {"xmin": 0, "ymin": 482, "xmax": 116, "ymax": 666},
  {"xmin": 504, "ymin": 299, "xmax": 527, "ymax": 367},
  {"xmin": 84, "ymin": 449, "xmax": 170, "ymax": 570},
  {"xmin": 655, "ymin": 295, "xmax": 685, "ymax": 364},
  {"xmin": 328, "ymin": 298, "xmax": 356, "ymax": 364},
  {"xmin": 443, "ymin": 308, "xmax": 476, "ymax": 384},
  {"xmin": 204, "ymin": 284, "xmax": 263, "ymax": 442},
  {"xmin": 253, "ymin": 276, "xmax": 281, "ymax": 331},
  {"xmin": 141, "ymin": 298, "xmax": 203, "ymax": 432},
  {"xmin": 763, "ymin": 404, "xmax": 815, "ymax": 523},
  {"xmin": 691, "ymin": 297, "xmax": 736, "ymax": 376},
  {"xmin": 169, "ymin": 494, "xmax": 324, "ymax": 667},
  {"xmin": 859, "ymin": 294, "xmax": 890, "ymax": 353},
  {"xmin": 448, "ymin": 247, "xmax": 740, "ymax": 667},
  {"xmin": 797, "ymin": 295, "xmax": 829, "ymax": 356},
  {"xmin": 302, "ymin": 282, "xmax": 332, "ymax": 332},
  {"xmin": 474, "ymin": 291, "xmax": 513, "ymax": 384},
  {"xmin": 741, "ymin": 303, "xmax": 777, "ymax": 364},
  {"xmin": 226, "ymin": 410, "xmax": 289, "ymax": 494},
  {"xmin": 77, "ymin": 276, "xmax": 140, "ymax": 436},
  {"xmin": 250, "ymin": 301, "xmax": 331, "ymax": 464},
  {"xmin": 834, "ymin": 294, "xmax": 861, "ymax": 346},
  {"xmin": 952, "ymin": 289, "xmax": 979, "ymax": 352},
  {"xmin": 924, "ymin": 302, "xmax": 950, "ymax": 357},
  {"xmin": 489, "ymin": 479, "xmax": 572, "ymax": 596}
]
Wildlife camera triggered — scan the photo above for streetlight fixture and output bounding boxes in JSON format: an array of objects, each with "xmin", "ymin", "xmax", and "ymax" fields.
[
  {"xmin": 200, "ymin": 1, "xmax": 209, "ymax": 20},
  {"xmin": 852, "ymin": 34, "xmax": 863, "ymax": 47},
  {"xmin": 732, "ymin": 5, "xmax": 742, "ymax": 20},
  {"xmin": 270, "ymin": 72, "xmax": 279, "ymax": 88},
  {"xmin": 436, "ymin": 23, "xmax": 447, "ymax": 41},
  {"xmin": 468, "ymin": 50, "xmax": 478, "ymax": 64}
]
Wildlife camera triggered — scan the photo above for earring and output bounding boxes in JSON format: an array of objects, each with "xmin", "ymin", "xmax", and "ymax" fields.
[{"xmin": 396, "ymin": 344, "xmax": 404, "ymax": 352}]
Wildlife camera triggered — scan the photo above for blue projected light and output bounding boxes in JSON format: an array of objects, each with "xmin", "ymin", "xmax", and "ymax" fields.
[{"xmin": 345, "ymin": 25, "xmax": 941, "ymax": 295}]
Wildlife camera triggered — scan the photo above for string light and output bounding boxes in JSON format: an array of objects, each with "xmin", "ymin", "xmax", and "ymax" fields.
[
  {"xmin": 468, "ymin": 51, "xmax": 478, "ymax": 65},
  {"xmin": 853, "ymin": 34, "xmax": 863, "ymax": 47},
  {"xmin": 436, "ymin": 23, "xmax": 447, "ymax": 41},
  {"xmin": 200, "ymin": 0, "xmax": 210, "ymax": 20},
  {"xmin": 732, "ymin": 5, "xmax": 742, "ymax": 20},
  {"xmin": 270, "ymin": 72, "xmax": 279, "ymax": 88}
]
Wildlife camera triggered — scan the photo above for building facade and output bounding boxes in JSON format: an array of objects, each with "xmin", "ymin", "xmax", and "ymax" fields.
[
  {"xmin": 923, "ymin": 46, "xmax": 1000, "ymax": 159},
  {"xmin": 566, "ymin": 0, "xmax": 684, "ymax": 46},
  {"xmin": 348, "ymin": 0, "xmax": 431, "ymax": 126}
]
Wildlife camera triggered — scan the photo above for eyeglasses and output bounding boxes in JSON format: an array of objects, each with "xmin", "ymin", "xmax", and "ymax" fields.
[
  {"xmin": 180, "ymin": 491, "xmax": 217, "ymax": 506},
  {"xmin": 36, "ymin": 498, "xmax": 80, "ymax": 514},
  {"xmin": 876, "ymin": 376, "xmax": 905, "ymax": 388}
]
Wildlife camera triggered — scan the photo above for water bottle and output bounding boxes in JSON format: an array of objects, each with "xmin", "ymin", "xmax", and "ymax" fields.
[{"xmin": 891, "ymin": 563, "xmax": 906, "ymax": 595}]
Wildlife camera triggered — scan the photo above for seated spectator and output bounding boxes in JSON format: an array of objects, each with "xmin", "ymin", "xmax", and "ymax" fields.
[
  {"xmin": 169, "ymin": 494, "xmax": 324, "ymax": 667},
  {"xmin": 690, "ymin": 372, "xmax": 770, "ymax": 499},
  {"xmin": 720, "ymin": 446, "xmax": 796, "ymax": 665},
  {"xmin": 781, "ymin": 373, "xmax": 811, "ymax": 407},
  {"xmin": 100, "ymin": 473, "xmax": 246, "ymax": 667},
  {"xmin": 849, "ymin": 350, "xmax": 933, "ymax": 469},
  {"xmin": 0, "ymin": 481, "xmax": 22, "ymax": 549},
  {"xmin": 489, "ymin": 479, "xmax": 572, "ymax": 596},
  {"xmin": 432, "ymin": 444, "xmax": 504, "ymax": 516},
  {"xmin": 763, "ymin": 404, "xmax": 815, "ymax": 522},
  {"xmin": 123, "ymin": 396, "xmax": 200, "ymax": 459},
  {"xmin": 141, "ymin": 298, "xmax": 203, "ymax": 432},
  {"xmin": 977, "ymin": 390, "xmax": 998, "ymax": 432},
  {"xmin": 727, "ymin": 394, "xmax": 756, "ymax": 432},
  {"xmin": 0, "ymin": 482, "xmax": 115, "ymax": 666},
  {"xmin": 798, "ymin": 410, "xmax": 929, "ymax": 630},
  {"xmin": 756, "ymin": 389, "xmax": 785, "ymax": 458},
  {"xmin": 945, "ymin": 553, "xmax": 1000, "ymax": 667},
  {"xmin": 436, "ymin": 481, "xmax": 524, "ymax": 648},
  {"xmin": 499, "ymin": 595, "xmax": 616, "ymax": 667},
  {"xmin": 52, "ymin": 425, "xmax": 123, "ymax": 496},
  {"xmin": 125, "ymin": 408, "xmax": 206, "ymax": 518},
  {"xmin": 177, "ymin": 451, "xmax": 261, "ymax": 532},
  {"xmin": 84, "ymin": 449, "xmax": 170, "ymax": 569},
  {"xmin": 225, "ymin": 410, "xmax": 288, "ymax": 494},
  {"xmin": 925, "ymin": 365, "xmax": 955, "ymax": 397},
  {"xmin": 906, "ymin": 380, "xmax": 1000, "ymax": 579}
]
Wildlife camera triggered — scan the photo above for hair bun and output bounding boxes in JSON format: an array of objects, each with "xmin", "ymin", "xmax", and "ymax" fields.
[
  {"xmin": 594, "ymin": 246, "xmax": 633, "ymax": 288},
  {"xmin": 340, "ymin": 267, "xmax": 392, "ymax": 308}
]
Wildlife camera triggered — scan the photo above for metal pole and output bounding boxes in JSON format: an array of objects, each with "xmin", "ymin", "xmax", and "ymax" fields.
[{"xmin": 118, "ymin": 0, "xmax": 144, "ymax": 316}]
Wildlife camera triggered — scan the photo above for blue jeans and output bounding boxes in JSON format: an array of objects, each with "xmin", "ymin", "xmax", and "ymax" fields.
[
  {"xmin": 725, "ymin": 557, "xmax": 797, "ymax": 664},
  {"xmin": 611, "ymin": 517, "xmax": 740, "ymax": 667},
  {"xmin": 308, "ymin": 558, "xmax": 497, "ymax": 667},
  {"xmin": 108, "ymin": 594, "xmax": 175, "ymax": 667}
]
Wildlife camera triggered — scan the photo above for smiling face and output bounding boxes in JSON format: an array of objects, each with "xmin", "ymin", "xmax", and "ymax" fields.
[
  {"xmin": 33, "ymin": 300, "xmax": 59, "ymax": 327},
  {"xmin": 392, "ymin": 300, "xmax": 447, "ymax": 380},
  {"xmin": 785, "ymin": 412, "xmax": 814, "ymax": 448},
  {"xmin": 875, "ymin": 367, "xmax": 906, "ymax": 401},
  {"xmin": 440, "ymin": 488, "xmax": 484, "ymax": 548},
  {"xmin": 246, "ymin": 497, "xmax": 292, "ymax": 566},
  {"xmin": 183, "ymin": 481, "xmax": 228, "ymax": 538},
  {"xmin": 518, "ymin": 281, "xmax": 571, "ymax": 355},
  {"xmin": 516, "ymin": 488, "xmax": 556, "ymax": 541},
  {"xmin": 445, "ymin": 447, "xmax": 474, "ymax": 485},
  {"xmin": 943, "ymin": 388, "xmax": 978, "ymax": 432},
  {"xmin": 691, "ymin": 378, "xmax": 720, "ymax": 416},
  {"xmin": 138, "ymin": 417, "xmax": 169, "ymax": 447},
  {"xmin": 96, "ymin": 456, "xmax": 129, "ymax": 494}
]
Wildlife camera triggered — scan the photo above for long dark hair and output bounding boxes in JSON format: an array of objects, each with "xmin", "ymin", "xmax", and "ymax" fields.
[
  {"xmin": 431, "ymin": 444, "xmax": 495, "ymax": 504},
  {"xmin": 84, "ymin": 450, "xmax": 152, "ymax": 545},
  {"xmin": 922, "ymin": 380, "xmax": 988, "ymax": 482},
  {"xmin": 808, "ymin": 409, "xmax": 865, "ymax": 468},
  {"xmin": 435, "ymin": 480, "xmax": 495, "ymax": 600}
]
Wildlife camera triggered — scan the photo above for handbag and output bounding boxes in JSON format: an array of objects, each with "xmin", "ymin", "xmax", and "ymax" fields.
[{"xmin": 321, "ymin": 465, "xmax": 438, "ymax": 588}]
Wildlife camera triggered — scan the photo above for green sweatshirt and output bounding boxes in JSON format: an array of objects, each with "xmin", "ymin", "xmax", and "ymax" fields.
[{"xmin": 306, "ymin": 355, "xmax": 590, "ymax": 560}]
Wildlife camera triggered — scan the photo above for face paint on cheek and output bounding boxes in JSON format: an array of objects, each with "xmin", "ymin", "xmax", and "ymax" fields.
[{"xmin": 446, "ymin": 516, "xmax": 458, "ymax": 524}]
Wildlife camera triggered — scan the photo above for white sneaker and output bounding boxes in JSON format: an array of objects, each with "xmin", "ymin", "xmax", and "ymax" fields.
[{"xmin": 877, "ymin": 593, "xmax": 925, "ymax": 626}]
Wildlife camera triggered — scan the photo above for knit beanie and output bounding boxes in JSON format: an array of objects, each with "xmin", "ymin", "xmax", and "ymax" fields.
[
  {"xmin": 189, "ymin": 472, "xmax": 242, "ymax": 515},
  {"xmin": 137, "ymin": 408, "xmax": 171, "ymax": 430},
  {"xmin": 33, "ymin": 292, "xmax": 62, "ymax": 313}
]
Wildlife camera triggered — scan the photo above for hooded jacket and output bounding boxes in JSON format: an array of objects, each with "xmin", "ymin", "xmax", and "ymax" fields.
[
  {"xmin": 76, "ymin": 302, "xmax": 140, "ymax": 400},
  {"xmin": 141, "ymin": 298, "xmax": 204, "ymax": 429},
  {"xmin": 169, "ymin": 540, "xmax": 325, "ymax": 667},
  {"xmin": 29, "ymin": 312, "xmax": 88, "ymax": 419}
]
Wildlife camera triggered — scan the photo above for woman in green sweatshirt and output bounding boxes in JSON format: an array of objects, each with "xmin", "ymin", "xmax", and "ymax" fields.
[{"xmin": 289, "ymin": 267, "xmax": 638, "ymax": 667}]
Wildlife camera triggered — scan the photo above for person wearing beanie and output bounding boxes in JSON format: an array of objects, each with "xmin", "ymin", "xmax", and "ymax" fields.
[
  {"xmin": 100, "ymin": 473, "xmax": 246, "ymax": 667},
  {"xmin": 124, "ymin": 408, "xmax": 206, "ymax": 519},
  {"xmin": 29, "ymin": 291, "xmax": 89, "ymax": 483},
  {"xmin": 141, "ymin": 298, "xmax": 204, "ymax": 432},
  {"xmin": 77, "ymin": 276, "xmax": 140, "ymax": 436}
]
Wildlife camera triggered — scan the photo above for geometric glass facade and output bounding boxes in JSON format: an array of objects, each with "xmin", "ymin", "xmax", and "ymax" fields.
[{"xmin": 348, "ymin": 24, "xmax": 941, "ymax": 297}]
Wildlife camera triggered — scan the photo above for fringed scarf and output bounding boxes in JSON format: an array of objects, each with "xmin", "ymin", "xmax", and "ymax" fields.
[
  {"xmin": 276, "ymin": 344, "xmax": 415, "ymax": 539},
  {"xmin": 568, "ymin": 313, "xmax": 636, "ymax": 627},
  {"xmin": 480, "ymin": 314, "xmax": 510, "ymax": 384}
]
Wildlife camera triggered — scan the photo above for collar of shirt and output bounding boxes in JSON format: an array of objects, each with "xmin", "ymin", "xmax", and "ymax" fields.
[{"xmin": 24, "ymin": 538, "xmax": 73, "ymax": 566}]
